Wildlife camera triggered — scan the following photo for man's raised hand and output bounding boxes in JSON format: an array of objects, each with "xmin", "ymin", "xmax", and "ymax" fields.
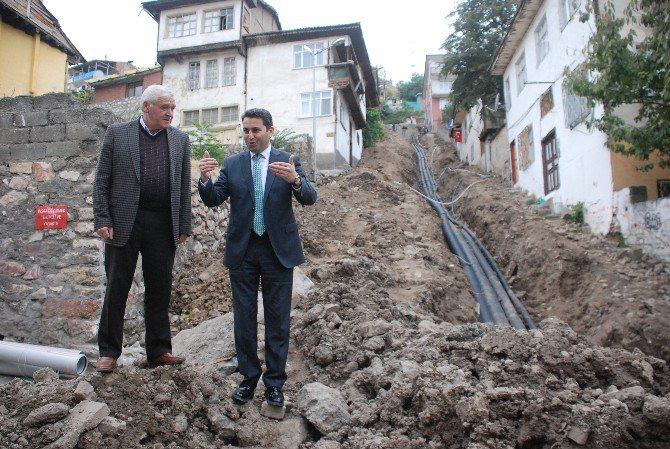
[{"xmin": 198, "ymin": 150, "xmax": 218, "ymax": 182}]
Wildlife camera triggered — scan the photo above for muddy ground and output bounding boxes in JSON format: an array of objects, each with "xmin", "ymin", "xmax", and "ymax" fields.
[{"xmin": 1, "ymin": 129, "xmax": 669, "ymax": 448}]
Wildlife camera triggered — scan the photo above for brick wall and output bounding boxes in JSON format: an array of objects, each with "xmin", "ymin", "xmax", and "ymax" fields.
[
  {"xmin": 0, "ymin": 93, "xmax": 230, "ymax": 354},
  {"xmin": 92, "ymin": 84, "xmax": 126, "ymax": 103}
]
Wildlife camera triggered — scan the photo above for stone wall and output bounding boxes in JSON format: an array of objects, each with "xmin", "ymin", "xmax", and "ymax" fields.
[
  {"xmin": 0, "ymin": 93, "xmax": 119, "ymax": 349},
  {"xmin": 0, "ymin": 93, "xmax": 230, "ymax": 353}
]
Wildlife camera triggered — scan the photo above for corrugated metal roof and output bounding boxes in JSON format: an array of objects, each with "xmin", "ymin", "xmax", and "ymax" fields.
[{"xmin": 0, "ymin": 0, "xmax": 84, "ymax": 63}]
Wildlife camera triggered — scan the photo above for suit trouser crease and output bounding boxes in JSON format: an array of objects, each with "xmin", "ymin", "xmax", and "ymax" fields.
[
  {"xmin": 230, "ymin": 234, "xmax": 293, "ymax": 389},
  {"xmin": 98, "ymin": 208, "xmax": 176, "ymax": 360}
]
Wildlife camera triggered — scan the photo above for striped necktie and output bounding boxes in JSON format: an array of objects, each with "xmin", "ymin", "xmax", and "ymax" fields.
[{"xmin": 252, "ymin": 153, "xmax": 266, "ymax": 236}]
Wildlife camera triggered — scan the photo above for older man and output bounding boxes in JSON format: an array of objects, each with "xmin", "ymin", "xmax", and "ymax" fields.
[{"xmin": 93, "ymin": 85, "xmax": 191, "ymax": 372}]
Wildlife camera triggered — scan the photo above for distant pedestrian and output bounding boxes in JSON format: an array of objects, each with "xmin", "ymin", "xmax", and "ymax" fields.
[
  {"xmin": 197, "ymin": 108, "xmax": 317, "ymax": 408},
  {"xmin": 93, "ymin": 85, "xmax": 191, "ymax": 373}
]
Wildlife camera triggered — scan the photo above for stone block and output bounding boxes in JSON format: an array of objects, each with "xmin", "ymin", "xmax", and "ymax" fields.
[
  {"xmin": 20, "ymin": 111, "xmax": 49, "ymax": 127},
  {"xmin": 74, "ymin": 380, "xmax": 96, "ymax": 402},
  {"xmin": 78, "ymin": 207, "xmax": 94, "ymax": 221},
  {"xmin": 45, "ymin": 141, "xmax": 82, "ymax": 158},
  {"xmin": 9, "ymin": 161, "xmax": 33, "ymax": 174},
  {"xmin": 30, "ymin": 125, "xmax": 65, "ymax": 143},
  {"xmin": 0, "ymin": 128, "xmax": 30, "ymax": 144},
  {"xmin": 32, "ymin": 93, "xmax": 79, "ymax": 111},
  {"xmin": 49, "ymin": 109, "xmax": 85, "ymax": 124},
  {"xmin": 9, "ymin": 142, "xmax": 47, "ymax": 160},
  {"xmin": 0, "ymin": 112, "xmax": 14, "ymax": 128},
  {"xmin": 47, "ymin": 400, "xmax": 110, "ymax": 449},
  {"xmin": 59, "ymin": 170, "xmax": 81, "ymax": 181},
  {"xmin": 23, "ymin": 402, "xmax": 70, "ymax": 427},
  {"xmin": 42, "ymin": 299, "xmax": 99, "ymax": 319},
  {"xmin": 32, "ymin": 162, "xmax": 55, "ymax": 182},
  {"xmin": 260, "ymin": 401, "xmax": 287, "ymax": 420},
  {"xmin": 0, "ymin": 95, "xmax": 33, "ymax": 112},
  {"xmin": 0, "ymin": 190, "xmax": 28, "ymax": 208},
  {"xmin": 98, "ymin": 416, "xmax": 126, "ymax": 435},
  {"xmin": 0, "ymin": 144, "xmax": 9, "ymax": 162},
  {"xmin": 67, "ymin": 123, "xmax": 104, "ymax": 141}
]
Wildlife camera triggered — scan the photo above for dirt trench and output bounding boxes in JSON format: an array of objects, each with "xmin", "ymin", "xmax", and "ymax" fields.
[{"xmin": 1, "ymin": 129, "xmax": 669, "ymax": 449}]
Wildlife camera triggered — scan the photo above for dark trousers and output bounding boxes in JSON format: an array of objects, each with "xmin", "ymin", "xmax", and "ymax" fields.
[
  {"xmin": 98, "ymin": 208, "xmax": 176, "ymax": 361},
  {"xmin": 229, "ymin": 232, "xmax": 293, "ymax": 390}
]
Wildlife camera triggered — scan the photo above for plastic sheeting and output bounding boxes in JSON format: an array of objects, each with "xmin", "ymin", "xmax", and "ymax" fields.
[{"xmin": 0, "ymin": 340, "xmax": 88, "ymax": 378}]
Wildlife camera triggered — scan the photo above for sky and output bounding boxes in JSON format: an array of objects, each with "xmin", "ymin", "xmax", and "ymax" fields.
[{"xmin": 43, "ymin": 0, "xmax": 456, "ymax": 84}]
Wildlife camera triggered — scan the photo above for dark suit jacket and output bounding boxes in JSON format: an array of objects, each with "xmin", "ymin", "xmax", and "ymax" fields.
[
  {"xmin": 93, "ymin": 119, "xmax": 192, "ymax": 247},
  {"xmin": 199, "ymin": 147, "xmax": 317, "ymax": 269}
]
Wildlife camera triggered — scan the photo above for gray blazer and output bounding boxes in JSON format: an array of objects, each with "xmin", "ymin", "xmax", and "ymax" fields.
[
  {"xmin": 93, "ymin": 119, "xmax": 191, "ymax": 247},
  {"xmin": 199, "ymin": 147, "xmax": 316, "ymax": 269}
]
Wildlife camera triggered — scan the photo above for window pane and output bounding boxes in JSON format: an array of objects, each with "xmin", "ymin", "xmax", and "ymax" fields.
[
  {"xmin": 168, "ymin": 14, "xmax": 196, "ymax": 37},
  {"xmin": 221, "ymin": 106, "xmax": 238, "ymax": 122},
  {"xmin": 183, "ymin": 110, "xmax": 199, "ymax": 126},
  {"xmin": 223, "ymin": 57, "xmax": 236, "ymax": 86},
  {"xmin": 204, "ymin": 7, "xmax": 234, "ymax": 32},
  {"xmin": 202, "ymin": 108, "xmax": 218, "ymax": 125},
  {"xmin": 188, "ymin": 62, "xmax": 201, "ymax": 90},
  {"xmin": 300, "ymin": 93, "xmax": 311, "ymax": 117},
  {"xmin": 205, "ymin": 60, "xmax": 218, "ymax": 88}
]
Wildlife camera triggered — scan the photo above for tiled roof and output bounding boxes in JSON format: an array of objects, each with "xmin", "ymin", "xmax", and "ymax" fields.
[{"xmin": 0, "ymin": 0, "xmax": 84, "ymax": 63}]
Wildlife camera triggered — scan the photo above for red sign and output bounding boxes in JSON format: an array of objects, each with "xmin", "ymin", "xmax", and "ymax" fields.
[
  {"xmin": 35, "ymin": 205, "xmax": 68, "ymax": 230},
  {"xmin": 453, "ymin": 128, "xmax": 462, "ymax": 143}
]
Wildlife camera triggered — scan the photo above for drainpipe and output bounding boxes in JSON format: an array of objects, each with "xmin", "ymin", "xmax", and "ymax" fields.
[{"xmin": 0, "ymin": 340, "xmax": 88, "ymax": 378}]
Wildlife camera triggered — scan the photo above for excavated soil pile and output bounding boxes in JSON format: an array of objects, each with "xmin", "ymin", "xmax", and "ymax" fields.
[{"xmin": 1, "ymin": 130, "xmax": 669, "ymax": 449}]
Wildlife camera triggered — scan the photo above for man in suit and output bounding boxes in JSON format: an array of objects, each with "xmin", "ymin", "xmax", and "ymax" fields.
[
  {"xmin": 93, "ymin": 84, "xmax": 191, "ymax": 373},
  {"xmin": 198, "ymin": 108, "xmax": 317, "ymax": 407}
]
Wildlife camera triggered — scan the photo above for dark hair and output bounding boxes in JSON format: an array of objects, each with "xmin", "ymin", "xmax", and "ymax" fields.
[{"xmin": 241, "ymin": 108, "xmax": 273, "ymax": 128}]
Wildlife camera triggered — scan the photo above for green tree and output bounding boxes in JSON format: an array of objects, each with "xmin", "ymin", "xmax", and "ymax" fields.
[
  {"xmin": 568, "ymin": 0, "xmax": 670, "ymax": 169},
  {"xmin": 397, "ymin": 73, "xmax": 424, "ymax": 101},
  {"xmin": 441, "ymin": 0, "xmax": 517, "ymax": 110},
  {"xmin": 380, "ymin": 103, "xmax": 413, "ymax": 124},
  {"xmin": 363, "ymin": 108, "xmax": 384, "ymax": 148},
  {"xmin": 187, "ymin": 123, "xmax": 225, "ymax": 164}
]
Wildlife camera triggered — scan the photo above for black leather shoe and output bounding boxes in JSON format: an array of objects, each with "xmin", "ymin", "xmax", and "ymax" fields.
[
  {"xmin": 265, "ymin": 387, "xmax": 284, "ymax": 407},
  {"xmin": 232, "ymin": 385, "xmax": 255, "ymax": 403}
]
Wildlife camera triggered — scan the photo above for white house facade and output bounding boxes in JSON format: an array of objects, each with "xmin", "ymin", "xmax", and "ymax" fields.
[
  {"xmin": 141, "ymin": 0, "xmax": 378, "ymax": 173},
  {"xmin": 490, "ymin": 0, "xmax": 613, "ymax": 233},
  {"xmin": 423, "ymin": 55, "xmax": 454, "ymax": 132}
]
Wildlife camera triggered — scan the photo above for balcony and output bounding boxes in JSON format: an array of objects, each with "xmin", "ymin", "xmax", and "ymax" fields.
[{"xmin": 327, "ymin": 61, "xmax": 366, "ymax": 129}]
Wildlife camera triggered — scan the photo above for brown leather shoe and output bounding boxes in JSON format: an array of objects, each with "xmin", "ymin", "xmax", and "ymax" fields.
[
  {"xmin": 148, "ymin": 353, "xmax": 185, "ymax": 368},
  {"xmin": 95, "ymin": 357, "xmax": 117, "ymax": 373}
]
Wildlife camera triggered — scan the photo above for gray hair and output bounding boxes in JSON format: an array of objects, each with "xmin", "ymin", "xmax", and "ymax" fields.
[{"xmin": 141, "ymin": 85, "xmax": 174, "ymax": 105}]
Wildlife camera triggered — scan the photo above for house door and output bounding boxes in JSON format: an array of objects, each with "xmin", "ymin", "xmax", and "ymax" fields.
[
  {"xmin": 541, "ymin": 129, "xmax": 559, "ymax": 194},
  {"xmin": 510, "ymin": 140, "xmax": 518, "ymax": 184}
]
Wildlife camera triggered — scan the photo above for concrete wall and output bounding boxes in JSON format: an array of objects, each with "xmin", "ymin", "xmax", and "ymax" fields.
[
  {"xmin": 0, "ymin": 20, "xmax": 68, "ymax": 96},
  {"xmin": 613, "ymin": 189, "xmax": 670, "ymax": 262},
  {"xmin": 0, "ymin": 93, "xmax": 231, "ymax": 352}
]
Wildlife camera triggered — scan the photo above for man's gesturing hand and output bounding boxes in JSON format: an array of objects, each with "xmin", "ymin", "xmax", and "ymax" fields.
[
  {"xmin": 269, "ymin": 154, "xmax": 297, "ymax": 183},
  {"xmin": 198, "ymin": 150, "xmax": 218, "ymax": 182}
]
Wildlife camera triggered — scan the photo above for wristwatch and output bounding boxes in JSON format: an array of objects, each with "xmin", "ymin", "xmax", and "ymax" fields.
[{"xmin": 292, "ymin": 174, "xmax": 302, "ymax": 187}]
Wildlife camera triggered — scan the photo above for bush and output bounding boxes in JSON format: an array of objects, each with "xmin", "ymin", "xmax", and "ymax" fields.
[
  {"xmin": 363, "ymin": 108, "xmax": 384, "ymax": 148},
  {"xmin": 569, "ymin": 202, "xmax": 585, "ymax": 224},
  {"xmin": 187, "ymin": 123, "xmax": 226, "ymax": 164}
]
